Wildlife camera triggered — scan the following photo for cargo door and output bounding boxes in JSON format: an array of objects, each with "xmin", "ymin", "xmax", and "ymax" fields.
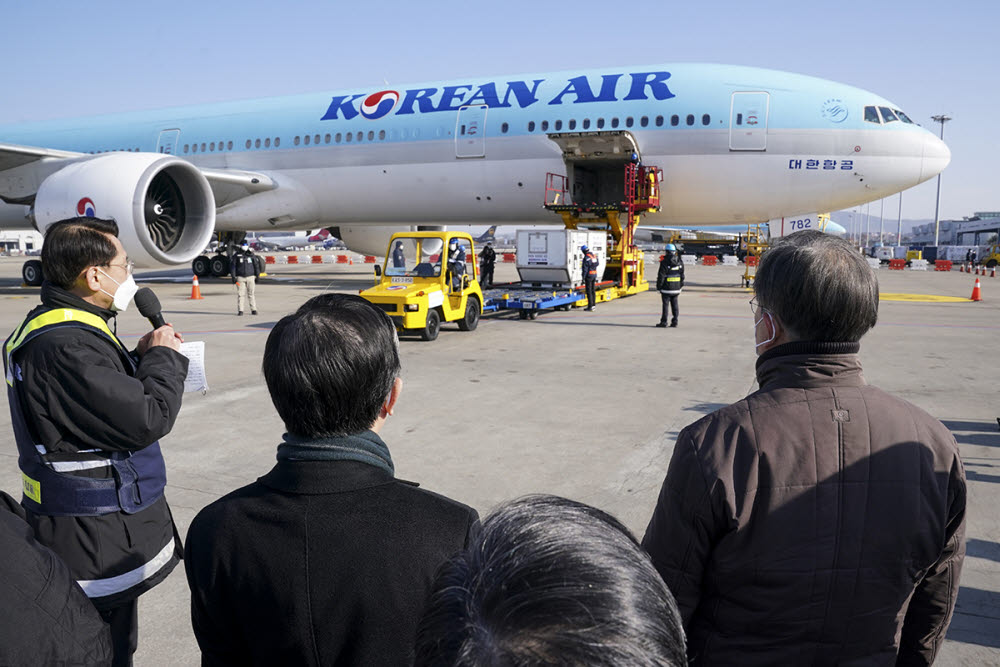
[
  {"xmin": 156, "ymin": 129, "xmax": 181, "ymax": 155},
  {"xmin": 455, "ymin": 105, "xmax": 487, "ymax": 158},
  {"xmin": 729, "ymin": 92, "xmax": 769, "ymax": 151}
]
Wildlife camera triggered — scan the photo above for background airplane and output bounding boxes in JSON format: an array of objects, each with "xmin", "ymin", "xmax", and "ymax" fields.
[
  {"xmin": 251, "ymin": 228, "xmax": 337, "ymax": 251},
  {"xmin": 0, "ymin": 63, "xmax": 948, "ymax": 284}
]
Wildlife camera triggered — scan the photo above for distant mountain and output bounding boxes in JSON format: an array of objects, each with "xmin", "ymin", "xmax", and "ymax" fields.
[{"xmin": 830, "ymin": 212, "xmax": 934, "ymax": 236}]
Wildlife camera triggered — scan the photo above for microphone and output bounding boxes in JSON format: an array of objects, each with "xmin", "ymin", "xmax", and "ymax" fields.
[{"xmin": 135, "ymin": 287, "xmax": 166, "ymax": 329}]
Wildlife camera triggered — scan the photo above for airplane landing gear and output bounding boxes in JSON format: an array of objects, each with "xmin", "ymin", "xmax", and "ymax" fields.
[{"xmin": 22, "ymin": 259, "xmax": 43, "ymax": 286}]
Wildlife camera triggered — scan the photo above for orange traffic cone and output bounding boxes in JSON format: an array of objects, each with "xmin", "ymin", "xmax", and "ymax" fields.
[
  {"xmin": 991, "ymin": 266, "xmax": 997, "ymax": 278},
  {"xmin": 970, "ymin": 278, "xmax": 982, "ymax": 302},
  {"xmin": 189, "ymin": 275, "xmax": 204, "ymax": 300}
]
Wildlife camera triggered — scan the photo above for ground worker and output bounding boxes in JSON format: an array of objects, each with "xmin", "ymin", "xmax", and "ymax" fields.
[
  {"xmin": 231, "ymin": 242, "xmax": 260, "ymax": 315},
  {"xmin": 447, "ymin": 238, "xmax": 466, "ymax": 292},
  {"xmin": 478, "ymin": 243, "xmax": 496, "ymax": 287},
  {"xmin": 392, "ymin": 241, "xmax": 406, "ymax": 269},
  {"xmin": 656, "ymin": 244, "xmax": 685, "ymax": 328},
  {"xmin": 582, "ymin": 245, "xmax": 598, "ymax": 311}
]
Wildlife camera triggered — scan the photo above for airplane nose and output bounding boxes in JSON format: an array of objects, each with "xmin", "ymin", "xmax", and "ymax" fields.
[{"xmin": 920, "ymin": 131, "xmax": 951, "ymax": 183}]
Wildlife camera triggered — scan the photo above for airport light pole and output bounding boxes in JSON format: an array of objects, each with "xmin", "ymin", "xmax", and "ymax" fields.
[
  {"xmin": 879, "ymin": 198, "xmax": 885, "ymax": 245},
  {"xmin": 896, "ymin": 192, "xmax": 903, "ymax": 247},
  {"xmin": 931, "ymin": 115, "xmax": 951, "ymax": 246}
]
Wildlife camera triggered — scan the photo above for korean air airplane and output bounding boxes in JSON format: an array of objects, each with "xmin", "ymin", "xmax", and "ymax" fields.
[{"xmin": 0, "ymin": 63, "xmax": 948, "ymax": 284}]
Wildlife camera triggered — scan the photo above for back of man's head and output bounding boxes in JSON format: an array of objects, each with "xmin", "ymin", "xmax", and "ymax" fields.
[
  {"xmin": 414, "ymin": 495, "xmax": 687, "ymax": 667},
  {"xmin": 755, "ymin": 230, "xmax": 878, "ymax": 342},
  {"xmin": 263, "ymin": 294, "xmax": 400, "ymax": 437},
  {"xmin": 41, "ymin": 217, "xmax": 120, "ymax": 289}
]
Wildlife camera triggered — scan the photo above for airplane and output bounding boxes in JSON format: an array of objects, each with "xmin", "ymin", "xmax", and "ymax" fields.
[
  {"xmin": 0, "ymin": 63, "xmax": 950, "ymax": 285},
  {"xmin": 475, "ymin": 225, "xmax": 498, "ymax": 244},
  {"xmin": 251, "ymin": 228, "xmax": 335, "ymax": 251},
  {"xmin": 636, "ymin": 218, "xmax": 848, "ymax": 245}
]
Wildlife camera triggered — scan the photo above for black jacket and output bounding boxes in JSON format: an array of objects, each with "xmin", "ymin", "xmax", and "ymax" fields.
[
  {"xmin": 656, "ymin": 254, "xmax": 685, "ymax": 293},
  {"xmin": 231, "ymin": 250, "xmax": 260, "ymax": 281},
  {"xmin": 642, "ymin": 342, "xmax": 966, "ymax": 666},
  {"xmin": 9, "ymin": 283, "xmax": 188, "ymax": 609},
  {"xmin": 185, "ymin": 456, "xmax": 480, "ymax": 666},
  {"xmin": 478, "ymin": 246, "xmax": 496, "ymax": 267},
  {"xmin": 0, "ymin": 491, "xmax": 112, "ymax": 666}
]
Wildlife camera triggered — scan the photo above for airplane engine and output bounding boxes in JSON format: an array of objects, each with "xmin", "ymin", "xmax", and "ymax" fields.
[
  {"xmin": 332, "ymin": 225, "xmax": 421, "ymax": 257},
  {"xmin": 33, "ymin": 153, "xmax": 216, "ymax": 267}
]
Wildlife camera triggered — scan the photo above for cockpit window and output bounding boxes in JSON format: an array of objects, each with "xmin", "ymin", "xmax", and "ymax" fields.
[
  {"xmin": 864, "ymin": 106, "xmax": 880, "ymax": 124},
  {"xmin": 879, "ymin": 107, "xmax": 899, "ymax": 123},
  {"xmin": 894, "ymin": 109, "xmax": 914, "ymax": 124}
]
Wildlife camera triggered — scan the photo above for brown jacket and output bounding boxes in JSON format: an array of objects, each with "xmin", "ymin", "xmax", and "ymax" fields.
[{"xmin": 642, "ymin": 341, "xmax": 966, "ymax": 666}]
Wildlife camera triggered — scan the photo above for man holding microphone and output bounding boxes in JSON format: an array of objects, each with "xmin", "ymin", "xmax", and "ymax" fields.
[{"xmin": 4, "ymin": 217, "xmax": 188, "ymax": 665}]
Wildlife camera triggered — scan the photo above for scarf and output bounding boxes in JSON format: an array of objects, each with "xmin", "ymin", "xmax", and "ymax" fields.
[{"xmin": 276, "ymin": 430, "xmax": 394, "ymax": 476}]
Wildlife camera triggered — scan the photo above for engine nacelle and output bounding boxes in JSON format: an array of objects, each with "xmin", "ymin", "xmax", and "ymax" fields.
[
  {"xmin": 332, "ymin": 225, "xmax": 447, "ymax": 257},
  {"xmin": 33, "ymin": 153, "xmax": 215, "ymax": 267}
]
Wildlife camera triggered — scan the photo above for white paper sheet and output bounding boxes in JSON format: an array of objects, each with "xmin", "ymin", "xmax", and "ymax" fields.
[{"xmin": 178, "ymin": 341, "xmax": 208, "ymax": 393}]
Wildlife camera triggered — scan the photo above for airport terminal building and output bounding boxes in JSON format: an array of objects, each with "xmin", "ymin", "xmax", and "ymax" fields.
[{"xmin": 909, "ymin": 212, "xmax": 1000, "ymax": 246}]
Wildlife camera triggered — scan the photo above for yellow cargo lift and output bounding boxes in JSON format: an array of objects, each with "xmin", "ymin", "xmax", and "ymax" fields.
[
  {"xmin": 543, "ymin": 158, "xmax": 659, "ymax": 303},
  {"xmin": 741, "ymin": 223, "xmax": 767, "ymax": 288}
]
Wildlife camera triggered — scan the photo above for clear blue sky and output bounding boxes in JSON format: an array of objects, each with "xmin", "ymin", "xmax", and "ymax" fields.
[{"xmin": 1, "ymin": 0, "xmax": 994, "ymax": 222}]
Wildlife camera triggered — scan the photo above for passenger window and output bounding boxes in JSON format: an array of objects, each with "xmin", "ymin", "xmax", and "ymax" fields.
[
  {"xmin": 685, "ymin": 115, "xmax": 694, "ymax": 126},
  {"xmin": 702, "ymin": 114, "xmax": 710, "ymax": 126},
  {"xmin": 501, "ymin": 122, "xmax": 509, "ymax": 133},
  {"xmin": 228, "ymin": 141, "xmax": 233, "ymax": 150},
  {"xmin": 304, "ymin": 135, "xmax": 311, "ymax": 145},
  {"xmin": 255, "ymin": 139, "xmax": 261, "ymax": 148},
  {"xmin": 555, "ymin": 120, "xmax": 562, "ymax": 130},
  {"xmin": 655, "ymin": 115, "xmax": 663, "ymax": 127},
  {"xmin": 569, "ymin": 119, "xmax": 577, "ymax": 130},
  {"xmin": 368, "ymin": 131, "xmax": 374, "ymax": 140},
  {"xmin": 879, "ymin": 107, "xmax": 898, "ymax": 123},
  {"xmin": 895, "ymin": 110, "xmax": 914, "ymax": 124},
  {"xmin": 541, "ymin": 120, "xmax": 549, "ymax": 131},
  {"xmin": 274, "ymin": 138, "xmax": 280, "ymax": 148},
  {"xmin": 209, "ymin": 142, "xmax": 215, "ymax": 151},
  {"xmin": 671, "ymin": 115, "xmax": 679, "ymax": 126},
  {"xmin": 596, "ymin": 118, "xmax": 605, "ymax": 128},
  {"xmin": 314, "ymin": 134, "xmax": 320, "ymax": 144},
  {"xmin": 356, "ymin": 132, "xmax": 362, "ymax": 142},
  {"xmin": 583, "ymin": 118, "xmax": 591, "ymax": 129},
  {"xmin": 611, "ymin": 118, "xmax": 619, "ymax": 128},
  {"xmin": 346, "ymin": 133, "xmax": 352, "ymax": 143},
  {"xmin": 294, "ymin": 136, "xmax": 301, "ymax": 145},
  {"xmin": 183, "ymin": 144, "xmax": 189, "ymax": 153},
  {"xmin": 264, "ymin": 138, "xmax": 271, "ymax": 148},
  {"xmin": 864, "ymin": 106, "xmax": 880, "ymax": 123},
  {"xmin": 245, "ymin": 140, "xmax": 251, "ymax": 149},
  {"xmin": 335, "ymin": 133, "xmax": 342, "ymax": 143},
  {"xmin": 199, "ymin": 143, "xmax": 205, "ymax": 152},
  {"xmin": 626, "ymin": 117, "xmax": 634, "ymax": 127},
  {"xmin": 379, "ymin": 130, "xmax": 386, "ymax": 140},
  {"xmin": 325, "ymin": 134, "xmax": 331, "ymax": 143},
  {"xmin": 528, "ymin": 121, "xmax": 536, "ymax": 132}
]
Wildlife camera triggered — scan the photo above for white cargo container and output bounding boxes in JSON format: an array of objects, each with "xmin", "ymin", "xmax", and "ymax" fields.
[{"xmin": 516, "ymin": 229, "xmax": 606, "ymax": 286}]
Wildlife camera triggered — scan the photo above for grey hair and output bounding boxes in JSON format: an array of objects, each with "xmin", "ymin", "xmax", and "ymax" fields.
[{"xmin": 754, "ymin": 230, "xmax": 878, "ymax": 342}]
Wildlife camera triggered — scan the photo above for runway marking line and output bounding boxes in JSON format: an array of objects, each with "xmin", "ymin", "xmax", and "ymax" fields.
[{"xmin": 879, "ymin": 293, "xmax": 972, "ymax": 303}]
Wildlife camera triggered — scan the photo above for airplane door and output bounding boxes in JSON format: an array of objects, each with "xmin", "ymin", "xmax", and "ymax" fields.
[
  {"xmin": 156, "ymin": 129, "xmax": 181, "ymax": 155},
  {"xmin": 729, "ymin": 92, "xmax": 769, "ymax": 151},
  {"xmin": 455, "ymin": 105, "xmax": 487, "ymax": 158}
]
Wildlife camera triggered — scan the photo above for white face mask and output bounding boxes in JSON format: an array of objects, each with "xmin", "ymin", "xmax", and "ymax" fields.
[
  {"xmin": 754, "ymin": 310, "xmax": 776, "ymax": 350},
  {"xmin": 98, "ymin": 269, "xmax": 138, "ymax": 312},
  {"xmin": 241, "ymin": 245, "xmax": 250, "ymax": 252}
]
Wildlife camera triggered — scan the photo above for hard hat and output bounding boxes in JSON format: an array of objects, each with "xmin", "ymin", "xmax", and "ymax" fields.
[
  {"xmin": 449, "ymin": 238, "xmax": 457, "ymax": 246},
  {"xmin": 664, "ymin": 243, "xmax": 676, "ymax": 252},
  {"xmin": 581, "ymin": 245, "xmax": 589, "ymax": 252}
]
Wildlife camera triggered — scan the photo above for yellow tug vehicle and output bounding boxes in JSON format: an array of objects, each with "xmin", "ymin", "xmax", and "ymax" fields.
[{"xmin": 361, "ymin": 231, "xmax": 483, "ymax": 342}]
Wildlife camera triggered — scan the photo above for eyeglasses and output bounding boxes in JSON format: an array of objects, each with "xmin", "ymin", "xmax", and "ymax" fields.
[
  {"xmin": 749, "ymin": 295, "xmax": 759, "ymax": 313},
  {"xmin": 105, "ymin": 260, "xmax": 135, "ymax": 276}
]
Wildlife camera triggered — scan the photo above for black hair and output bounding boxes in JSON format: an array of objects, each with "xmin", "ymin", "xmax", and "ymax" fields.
[
  {"xmin": 754, "ymin": 230, "xmax": 879, "ymax": 342},
  {"xmin": 414, "ymin": 495, "xmax": 687, "ymax": 667},
  {"xmin": 262, "ymin": 293, "xmax": 401, "ymax": 437},
  {"xmin": 41, "ymin": 217, "xmax": 120, "ymax": 289}
]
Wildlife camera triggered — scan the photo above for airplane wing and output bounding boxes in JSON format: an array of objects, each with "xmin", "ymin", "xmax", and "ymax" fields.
[{"xmin": 0, "ymin": 142, "xmax": 275, "ymax": 206}]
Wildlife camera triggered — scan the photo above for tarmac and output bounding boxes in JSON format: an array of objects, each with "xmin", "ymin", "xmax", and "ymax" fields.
[{"xmin": 0, "ymin": 254, "xmax": 996, "ymax": 665}]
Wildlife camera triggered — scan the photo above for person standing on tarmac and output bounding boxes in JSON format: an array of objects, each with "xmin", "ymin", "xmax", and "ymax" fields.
[
  {"xmin": 478, "ymin": 242, "xmax": 496, "ymax": 287},
  {"xmin": 582, "ymin": 244, "xmax": 599, "ymax": 311},
  {"xmin": 231, "ymin": 241, "xmax": 261, "ymax": 315},
  {"xmin": 3, "ymin": 217, "xmax": 189, "ymax": 666},
  {"xmin": 656, "ymin": 244, "xmax": 685, "ymax": 328}
]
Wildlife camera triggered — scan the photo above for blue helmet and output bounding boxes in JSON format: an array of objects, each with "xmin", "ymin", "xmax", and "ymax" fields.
[
  {"xmin": 664, "ymin": 244, "xmax": 677, "ymax": 252},
  {"xmin": 581, "ymin": 245, "xmax": 589, "ymax": 252}
]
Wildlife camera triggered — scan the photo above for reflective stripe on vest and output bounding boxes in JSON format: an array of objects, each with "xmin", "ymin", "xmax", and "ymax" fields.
[{"xmin": 4, "ymin": 308, "xmax": 167, "ymax": 516}]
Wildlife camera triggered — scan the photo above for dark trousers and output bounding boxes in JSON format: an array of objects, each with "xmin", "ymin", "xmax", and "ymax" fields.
[
  {"xmin": 585, "ymin": 278, "xmax": 596, "ymax": 308},
  {"xmin": 100, "ymin": 599, "xmax": 138, "ymax": 667},
  {"xmin": 481, "ymin": 264, "xmax": 494, "ymax": 286},
  {"xmin": 660, "ymin": 292, "xmax": 679, "ymax": 324}
]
